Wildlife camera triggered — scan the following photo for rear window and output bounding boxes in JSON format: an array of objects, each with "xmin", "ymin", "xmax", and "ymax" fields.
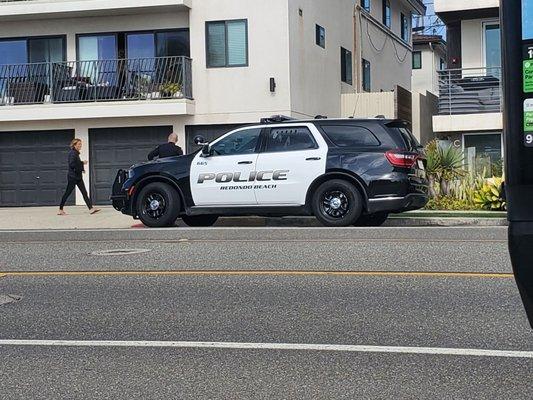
[
  {"xmin": 385, "ymin": 122, "xmax": 420, "ymax": 150},
  {"xmin": 321, "ymin": 125, "xmax": 380, "ymax": 147}
]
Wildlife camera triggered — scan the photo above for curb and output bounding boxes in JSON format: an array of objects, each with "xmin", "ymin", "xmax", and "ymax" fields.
[{"xmin": 200, "ymin": 216, "xmax": 509, "ymax": 228}]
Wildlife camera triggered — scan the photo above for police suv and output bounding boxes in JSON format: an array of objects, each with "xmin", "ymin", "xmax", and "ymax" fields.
[{"xmin": 111, "ymin": 116, "xmax": 428, "ymax": 227}]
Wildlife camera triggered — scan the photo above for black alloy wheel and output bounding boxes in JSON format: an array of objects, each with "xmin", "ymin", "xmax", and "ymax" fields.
[
  {"xmin": 312, "ymin": 179, "xmax": 363, "ymax": 227},
  {"xmin": 136, "ymin": 182, "xmax": 181, "ymax": 227}
]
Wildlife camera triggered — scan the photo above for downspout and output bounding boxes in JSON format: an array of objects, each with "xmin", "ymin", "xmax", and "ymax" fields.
[{"xmin": 354, "ymin": 4, "xmax": 363, "ymax": 93}]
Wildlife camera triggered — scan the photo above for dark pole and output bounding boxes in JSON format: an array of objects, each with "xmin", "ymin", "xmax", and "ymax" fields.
[{"xmin": 502, "ymin": 0, "xmax": 533, "ymax": 328}]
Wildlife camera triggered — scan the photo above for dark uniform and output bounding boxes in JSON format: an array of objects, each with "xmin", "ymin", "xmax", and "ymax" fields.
[
  {"xmin": 59, "ymin": 148, "xmax": 93, "ymax": 210},
  {"xmin": 148, "ymin": 142, "xmax": 183, "ymax": 160}
]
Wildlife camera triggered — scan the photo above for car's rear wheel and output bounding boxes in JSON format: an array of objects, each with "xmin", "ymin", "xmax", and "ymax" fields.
[
  {"xmin": 181, "ymin": 215, "xmax": 219, "ymax": 227},
  {"xmin": 354, "ymin": 212, "xmax": 389, "ymax": 227},
  {"xmin": 136, "ymin": 182, "xmax": 180, "ymax": 227},
  {"xmin": 312, "ymin": 179, "xmax": 363, "ymax": 227}
]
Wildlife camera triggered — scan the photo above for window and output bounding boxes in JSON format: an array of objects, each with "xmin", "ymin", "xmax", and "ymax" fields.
[
  {"xmin": 316, "ymin": 24, "xmax": 326, "ymax": 48},
  {"xmin": 464, "ymin": 133, "xmax": 503, "ymax": 177},
  {"xmin": 206, "ymin": 20, "xmax": 248, "ymax": 68},
  {"xmin": 361, "ymin": 0, "xmax": 370, "ymax": 12},
  {"xmin": 362, "ymin": 59, "xmax": 371, "ymax": 92},
  {"xmin": 440, "ymin": 57, "xmax": 446, "ymax": 70},
  {"xmin": 341, "ymin": 47, "xmax": 353, "ymax": 85},
  {"xmin": 401, "ymin": 13, "xmax": 410, "ymax": 42},
  {"xmin": 322, "ymin": 125, "xmax": 380, "ymax": 147},
  {"xmin": 412, "ymin": 51, "xmax": 422, "ymax": 69},
  {"xmin": 265, "ymin": 127, "xmax": 317, "ymax": 152},
  {"xmin": 383, "ymin": 0, "xmax": 391, "ymax": 28},
  {"xmin": 0, "ymin": 36, "xmax": 65, "ymax": 65},
  {"xmin": 484, "ymin": 23, "xmax": 501, "ymax": 70},
  {"xmin": 210, "ymin": 128, "xmax": 261, "ymax": 156}
]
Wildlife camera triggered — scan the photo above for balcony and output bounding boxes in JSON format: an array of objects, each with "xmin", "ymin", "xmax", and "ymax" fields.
[
  {"xmin": 433, "ymin": 67, "xmax": 502, "ymax": 133},
  {"xmin": 0, "ymin": 0, "xmax": 192, "ymax": 22},
  {"xmin": 0, "ymin": 56, "xmax": 194, "ymax": 122}
]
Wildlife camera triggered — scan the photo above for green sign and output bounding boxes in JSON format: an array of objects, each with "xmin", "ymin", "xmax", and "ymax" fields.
[
  {"xmin": 524, "ymin": 100, "xmax": 533, "ymax": 146},
  {"xmin": 524, "ymin": 60, "xmax": 533, "ymax": 93}
]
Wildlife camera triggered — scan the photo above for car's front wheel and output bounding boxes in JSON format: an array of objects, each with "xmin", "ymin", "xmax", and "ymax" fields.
[
  {"xmin": 312, "ymin": 179, "xmax": 363, "ymax": 227},
  {"xmin": 136, "ymin": 182, "xmax": 181, "ymax": 227},
  {"xmin": 181, "ymin": 215, "xmax": 219, "ymax": 227}
]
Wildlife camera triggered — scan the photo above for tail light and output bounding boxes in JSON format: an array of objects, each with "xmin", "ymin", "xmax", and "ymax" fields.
[{"xmin": 385, "ymin": 150, "xmax": 419, "ymax": 168}]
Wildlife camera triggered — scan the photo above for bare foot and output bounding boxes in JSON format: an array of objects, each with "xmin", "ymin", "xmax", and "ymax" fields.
[
  {"xmin": 89, "ymin": 208, "xmax": 101, "ymax": 215},
  {"xmin": 57, "ymin": 210, "xmax": 67, "ymax": 216}
]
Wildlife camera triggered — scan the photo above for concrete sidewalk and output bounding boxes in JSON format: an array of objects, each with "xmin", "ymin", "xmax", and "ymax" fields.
[{"xmin": 0, "ymin": 206, "xmax": 508, "ymax": 230}]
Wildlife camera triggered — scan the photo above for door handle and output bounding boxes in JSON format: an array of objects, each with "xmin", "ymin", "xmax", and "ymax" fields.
[
  {"xmin": 306, "ymin": 157, "xmax": 321, "ymax": 161},
  {"xmin": 238, "ymin": 161, "xmax": 253, "ymax": 164}
]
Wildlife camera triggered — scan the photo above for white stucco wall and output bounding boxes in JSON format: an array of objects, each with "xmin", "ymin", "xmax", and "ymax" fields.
[
  {"xmin": 434, "ymin": 0, "xmax": 499, "ymax": 14},
  {"xmin": 412, "ymin": 44, "xmax": 445, "ymax": 95},
  {"xmin": 287, "ymin": 0, "xmax": 355, "ymax": 118}
]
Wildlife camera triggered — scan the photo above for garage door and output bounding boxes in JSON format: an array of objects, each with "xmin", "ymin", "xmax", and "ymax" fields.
[
  {"xmin": 89, "ymin": 126, "xmax": 173, "ymax": 205},
  {"xmin": 0, "ymin": 130, "xmax": 74, "ymax": 206}
]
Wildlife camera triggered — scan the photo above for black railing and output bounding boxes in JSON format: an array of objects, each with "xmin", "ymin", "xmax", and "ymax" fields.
[
  {"xmin": 0, "ymin": 56, "xmax": 192, "ymax": 105},
  {"xmin": 438, "ymin": 67, "xmax": 502, "ymax": 115}
]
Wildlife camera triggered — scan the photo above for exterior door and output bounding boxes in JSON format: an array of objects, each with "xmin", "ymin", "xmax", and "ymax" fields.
[
  {"xmin": 89, "ymin": 126, "xmax": 172, "ymax": 204},
  {"xmin": 0, "ymin": 130, "xmax": 74, "ymax": 206},
  {"xmin": 190, "ymin": 127, "xmax": 262, "ymax": 206},
  {"xmin": 254, "ymin": 124, "xmax": 328, "ymax": 205}
]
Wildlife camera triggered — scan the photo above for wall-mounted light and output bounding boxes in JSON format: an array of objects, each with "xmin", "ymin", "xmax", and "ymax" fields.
[{"xmin": 270, "ymin": 77, "xmax": 276, "ymax": 93}]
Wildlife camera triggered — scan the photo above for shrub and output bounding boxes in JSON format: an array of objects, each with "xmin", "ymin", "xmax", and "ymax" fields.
[
  {"xmin": 473, "ymin": 177, "xmax": 506, "ymax": 211},
  {"xmin": 425, "ymin": 197, "xmax": 478, "ymax": 211}
]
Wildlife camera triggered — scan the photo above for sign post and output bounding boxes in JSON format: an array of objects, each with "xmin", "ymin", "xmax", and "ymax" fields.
[{"xmin": 502, "ymin": 0, "xmax": 533, "ymax": 328}]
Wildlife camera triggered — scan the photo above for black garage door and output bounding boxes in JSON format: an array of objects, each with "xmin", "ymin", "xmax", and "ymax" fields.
[
  {"xmin": 0, "ymin": 130, "xmax": 74, "ymax": 206},
  {"xmin": 89, "ymin": 126, "xmax": 173, "ymax": 205}
]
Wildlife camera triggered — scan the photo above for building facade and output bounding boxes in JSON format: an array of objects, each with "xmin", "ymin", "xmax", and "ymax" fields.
[
  {"xmin": 432, "ymin": 0, "xmax": 502, "ymax": 177},
  {"xmin": 412, "ymin": 34, "xmax": 447, "ymax": 95},
  {"xmin": 0, "ymin": 0, "xmax": 424, "ymax": 206}
]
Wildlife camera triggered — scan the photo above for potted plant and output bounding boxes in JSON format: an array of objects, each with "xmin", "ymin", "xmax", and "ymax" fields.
[{"xmin": 159, "ymin": 82, "xmax": 182, "ymax": 98}]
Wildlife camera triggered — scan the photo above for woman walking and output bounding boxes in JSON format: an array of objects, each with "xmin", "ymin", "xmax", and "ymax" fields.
[{"xmin": 58, "ymin": 138, "xmax": 100, "ymax": 215}]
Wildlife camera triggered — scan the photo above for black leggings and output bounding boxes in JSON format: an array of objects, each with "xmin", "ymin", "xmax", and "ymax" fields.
[{"xmin": 59, "ymin": 179, "xmax": 93, "ymax": 210}]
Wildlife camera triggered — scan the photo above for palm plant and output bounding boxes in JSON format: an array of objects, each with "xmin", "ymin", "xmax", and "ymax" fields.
[{"xmin": 438, "ymin": 145, "xmax": 466, "ymax": 195}]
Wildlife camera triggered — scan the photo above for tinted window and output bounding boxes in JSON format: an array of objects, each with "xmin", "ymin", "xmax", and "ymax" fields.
[
  {"xmin": 389, "ymin": 127, "xmax": 420, "ymax": 150},
  {"xmin": 316, "ymin": 25, "xmax": 326, "ymax": 48},
  {"xmin": 206, "ymin": 20, "xmax": 248, "ymax": 68},
  {"xmin": 413, "ymin": 51, "xmax": 422, "ymax": 69},
  {"xmin": 341, "ymin": 47, "xmax": 353, "ymax": 85},
  {"xmin": 322, "ymin": 125, "xmax": 380, "ymax": 147},
  {"xmin": 266, "ymin": 127, "xmax": 317, "ymax": 152},
  {"xmin": 210, "ymin": 127, "xmax": 261, "ymax": 156}
]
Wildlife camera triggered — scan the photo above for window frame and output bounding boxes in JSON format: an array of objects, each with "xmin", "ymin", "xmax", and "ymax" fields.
[
  {"xmin": 315, "ymin": 24, "xmax": 326, "ymax": 49},
  {"xmin": 362, "ymin": 59, "xmax": 371, "ymax": 92},
  {"xmin": 382, "ymin": 0, "xmax": 391, "ymax": 28},
  {"xmin": 261, "ymin": 126, "xmax": 319, "ymax": 154},
  {"xmin": 340, "ymin": 47, "xmax": 353, "ymax": 85},
  {"xmin": 205, "ymin": 19, "xmax": 249, "ymax": 68},
  {"xmin": 208, "ymin": 126, "xmax": 262, "ymax": 157},
  {"xmin": 401, "ymin": 13, "xmax": 410, "ymax": 42},
  {"xmin": 482, "ymin": 20, "xmax": 501, "ymax": 70},
  {"xmin": 412, "ymin": 51, "xmax": 422, "ymax": 70},
  {"xmin": 361, "ymin": 0, "xmax": 371, "ymax": 12}
]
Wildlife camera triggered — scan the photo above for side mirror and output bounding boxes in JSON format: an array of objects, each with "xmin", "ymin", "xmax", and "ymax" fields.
[
  {"xmin": 201, "ymin": 144, "xmax": 211, "ymax": 157},
  {"xmin": 193, "ymin": 135, "xmax": 208, "ymax": 146}
]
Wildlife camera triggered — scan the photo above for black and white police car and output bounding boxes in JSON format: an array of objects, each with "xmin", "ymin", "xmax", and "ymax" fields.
[{"xmin": 111, "ymin": 116, "xmax": 428, "ymax": 227}]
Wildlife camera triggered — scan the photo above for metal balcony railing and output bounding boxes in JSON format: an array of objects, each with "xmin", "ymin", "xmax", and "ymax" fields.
[
  {"xmin": 0, "ymin": 56, "xmax": 192, "ymax": 106},
  {"xmin": 438, "ymin": 67, "xmax": 502, "ymax": 115}
]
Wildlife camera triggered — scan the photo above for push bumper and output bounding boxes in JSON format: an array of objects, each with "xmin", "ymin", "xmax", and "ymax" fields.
[
  {"xmin": 110, "ymin": 169, "xmax": 132, "ymax": 214},
  {"xmin": 367, "ymin": 193, "xmax": 428, "ymax": 214}
]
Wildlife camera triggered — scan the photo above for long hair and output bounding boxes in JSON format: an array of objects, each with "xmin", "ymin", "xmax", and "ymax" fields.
[{"xmin": 70, "ymin": 138, "xmax": 82, "ymax": 149}]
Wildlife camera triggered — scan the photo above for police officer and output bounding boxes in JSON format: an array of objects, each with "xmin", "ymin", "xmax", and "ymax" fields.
[
  {"xmin": 148, "ymin": 133, "xmax": 183, "ymax": 161},
  {"xmin": 58, "ymin": 138, "xmax": 100, "ymax": 216}
]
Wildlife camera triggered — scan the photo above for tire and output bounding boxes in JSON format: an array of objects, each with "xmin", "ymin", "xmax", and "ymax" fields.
[
  {"xmin": 136, "ymin": 182, "xmax": 181, "ymax": 227},
  {"xmin": 181, "ymin": 215, "xmax": 219, "ymax": 227},
  {"xmin": 354, "ymin": 212, "xmax": 389, "ymax": 227},
  {"xmin": 312, "ymin": 179, "xmax": 363, "ymax": 227}
]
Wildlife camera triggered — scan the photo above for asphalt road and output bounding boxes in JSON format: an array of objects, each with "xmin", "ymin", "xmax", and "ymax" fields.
[{"xmin": 1, "ymin": 226, "xmax": 532, "ymax": 399}]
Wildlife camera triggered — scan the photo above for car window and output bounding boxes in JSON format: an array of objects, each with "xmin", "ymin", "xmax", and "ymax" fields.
[
  {"xmin": 265, "ymin": 127, "xmax": 317, "ymax": 152},
  {"xmin": 210, "ymin": 128, "xmax": 261, "ymax": 156},
  {"xmin": 321, "ymin": 125, "xmax": 380, "ymax": 147}
]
